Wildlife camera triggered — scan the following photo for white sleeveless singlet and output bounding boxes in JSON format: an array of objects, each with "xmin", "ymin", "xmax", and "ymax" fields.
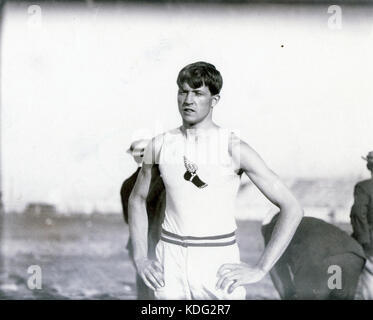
[{"xmin": 157, "ymin": 126, "xmax": 241, "ymax": 237}]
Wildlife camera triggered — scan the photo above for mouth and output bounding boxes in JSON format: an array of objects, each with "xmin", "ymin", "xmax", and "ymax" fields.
[{"xmin": 183, "ymin": 108, "xmax": 195, "ymax": 114}]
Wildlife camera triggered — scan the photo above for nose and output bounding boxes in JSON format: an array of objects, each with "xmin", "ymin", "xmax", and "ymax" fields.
[{"xmin": 184, "ymin": 91, "xmax": 194, "ymax": 105}]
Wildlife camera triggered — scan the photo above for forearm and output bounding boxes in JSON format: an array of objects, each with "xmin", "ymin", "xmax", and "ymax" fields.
[
  {"xmin": 256, "ymin": 204, "xmax": 303, "ymax": 274},
  {"xmin": 128, "ymin": 195, "xmax": 149, "ymax": 265}
]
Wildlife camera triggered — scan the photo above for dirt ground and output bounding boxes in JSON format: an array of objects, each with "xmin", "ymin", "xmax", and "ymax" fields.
[{"xmin": 0, "ymin": 213, "xmax": 352, "ymax": 300}]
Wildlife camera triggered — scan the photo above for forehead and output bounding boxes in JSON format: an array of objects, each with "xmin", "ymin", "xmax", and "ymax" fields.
[{"xmin": 178, "ymin": 82, "xmax": 210, "ymax": 93}]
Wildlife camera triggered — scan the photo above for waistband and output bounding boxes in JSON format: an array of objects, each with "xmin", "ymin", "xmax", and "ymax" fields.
[{"xmin": 160, "ymin": 228, "xmax": 236, "ymax": 248}]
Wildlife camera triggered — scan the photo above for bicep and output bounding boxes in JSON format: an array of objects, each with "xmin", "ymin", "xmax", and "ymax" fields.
[
  {"xmin": 130, "ymin": 138, "xmax": 159, "ymax": 202},
  {"xmin": 130, "ymin": 165, "xmax": 153, "ymax": 202},
  {"xmin": 237, "ymin": 141, "xmax": 297, "ymax": 208},
  {"xmin": 130, "ymin": 136, "xmax": 164, "ymax": 202}
]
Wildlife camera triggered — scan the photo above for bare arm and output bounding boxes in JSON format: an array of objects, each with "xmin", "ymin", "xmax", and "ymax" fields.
[
  {"xmin": 128, "ymin": 163, "xmax": 152, "ymax": 263},
  {"xmin": 128, "ymin": 137, "xmax": 164, "ymax": 290},
  {"xmin": 217, "ymin": 136, "xmax": 303, "ymax": 293}
]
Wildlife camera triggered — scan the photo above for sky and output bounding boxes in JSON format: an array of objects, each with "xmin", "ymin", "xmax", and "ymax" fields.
[{"xmin": 1, "ymin": 2, "xmax": 373, "ymax": 213}]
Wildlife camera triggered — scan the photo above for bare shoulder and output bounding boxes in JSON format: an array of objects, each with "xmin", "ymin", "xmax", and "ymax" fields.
[
  {"xmin": 229, "ymin": 132, "xmax": 265, "ymax": 171},
  {"xmin": 131, "ymin": 134, "xmax": 165, "ymax": 198},
  {"xmin": 142, "ymin": 133, "xmax": 165, "ymax": 167},
  {"xmin": 228, "ymin": 132, "xmax": 254, "ymax": 152}
]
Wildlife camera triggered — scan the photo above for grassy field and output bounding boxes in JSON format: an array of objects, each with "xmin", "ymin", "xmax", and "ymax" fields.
[{"xmin": 0, "ymin": 213, "xmax": 352, "ymax": 300}]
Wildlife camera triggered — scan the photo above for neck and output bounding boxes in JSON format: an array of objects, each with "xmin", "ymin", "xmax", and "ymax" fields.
[
  {"xmin": 180, "ymin": 122, "xmax": 219, "ymax": 139},
  {"xmin": 182, "ymin": 115, "xmax": 216, "ymax": 131}
]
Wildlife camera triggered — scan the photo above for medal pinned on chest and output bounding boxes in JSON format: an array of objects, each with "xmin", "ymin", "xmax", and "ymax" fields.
[{"xmin": 183, "ymin": 156, "xmax": 208, "ymax": 189}]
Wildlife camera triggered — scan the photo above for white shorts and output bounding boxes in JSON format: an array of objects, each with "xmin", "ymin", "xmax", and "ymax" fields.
[{"xmin": 154, "ymin": 229, "xmax": 246, "ymax": 300}]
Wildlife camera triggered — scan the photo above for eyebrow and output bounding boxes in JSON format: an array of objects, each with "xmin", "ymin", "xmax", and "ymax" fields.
[{"xmin": 179, "ymin": 88, "xmax": 204, "ymax": 93}]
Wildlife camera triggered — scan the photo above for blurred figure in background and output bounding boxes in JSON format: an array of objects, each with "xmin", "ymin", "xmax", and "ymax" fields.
[
  {"xmin": 262, "ymin": 213, "xmax": 365, "ymax": 300},
  {"xmin": 120, "ymin": 139, "xmax": 165, "ymax": 299},
  {"xmin": 351, "ymin": 151, "xmax": 373, "ymax": 299}
]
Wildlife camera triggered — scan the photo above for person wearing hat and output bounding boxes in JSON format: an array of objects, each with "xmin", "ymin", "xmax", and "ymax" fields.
[
  {"xmin": 351, "ymin": 151, "xmax": 373, "ymax": 299},
  {"xmin": 120, "ymin": 139, "xmax": 165, "ymax": 299}
]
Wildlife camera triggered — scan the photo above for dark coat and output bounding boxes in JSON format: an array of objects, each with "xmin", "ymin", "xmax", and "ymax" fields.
[
  {"xmin": 120, "ymin": 167, "xmax": 141, "ymax": 225},
  {"xmin": 350, "ymin": 179, "xmax": 373, "ymax": 255},
  {"xmin": 262, "ymin": 215, "xmax": 366, "ymax": 299}
]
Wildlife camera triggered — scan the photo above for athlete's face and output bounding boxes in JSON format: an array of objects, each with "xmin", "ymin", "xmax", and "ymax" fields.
[{"xmin": 177, "ymin": 82, "xmax": 219, "ymax": 126}]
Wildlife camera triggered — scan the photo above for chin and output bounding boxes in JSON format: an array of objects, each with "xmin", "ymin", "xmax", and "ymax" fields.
[{"xmin": 182, "ymin": 117, "xmax": 197, "ymax": 125}]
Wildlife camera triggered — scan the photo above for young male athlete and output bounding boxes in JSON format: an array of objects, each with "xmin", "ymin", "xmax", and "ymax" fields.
[{"xmin": 128, "ymin": 61, "xmax": 303, "ymax": 299}]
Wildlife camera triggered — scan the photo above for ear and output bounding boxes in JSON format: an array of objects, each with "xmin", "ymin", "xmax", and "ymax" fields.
[{"xmin": 211, "ymin": 94, "xmax": 220, "ymax": 108}]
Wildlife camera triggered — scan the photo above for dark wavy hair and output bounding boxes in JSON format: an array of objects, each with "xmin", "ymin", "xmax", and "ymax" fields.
[{"xmin": 177, "ymin": 61, "xmax": 223, "ymax": 96}]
